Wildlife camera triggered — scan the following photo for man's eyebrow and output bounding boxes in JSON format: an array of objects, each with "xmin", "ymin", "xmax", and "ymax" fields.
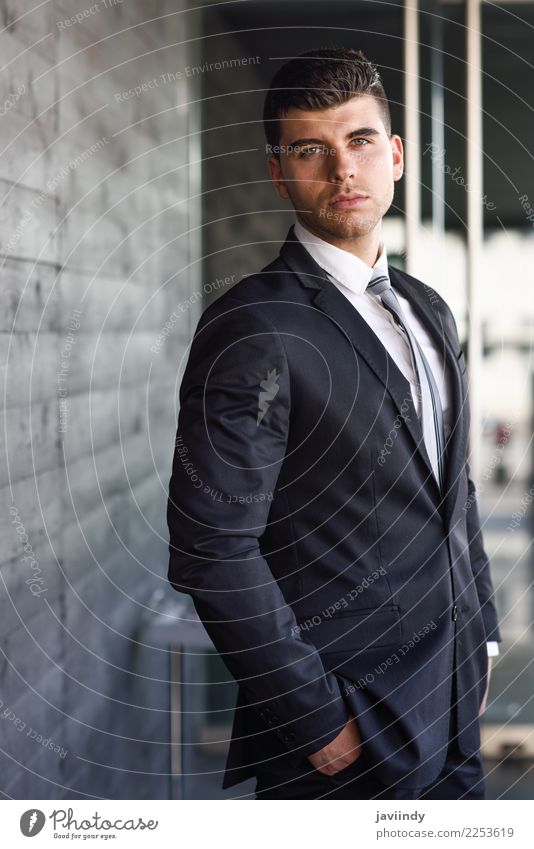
[
  {"xmin": 347, "ymin": 127, "xmax": 381, "ymax": 139},
  {"xmin": 285, "ymin": 137, "xmax": 326, "ymax": 148},
  {"xmin": 285, "ymin": 127, "xmax": 381, "ymax": 149}
]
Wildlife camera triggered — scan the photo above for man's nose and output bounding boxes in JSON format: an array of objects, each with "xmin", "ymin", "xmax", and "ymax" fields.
[{"xmin": 328, "ymin": 147, "xmax": 357, "ymax": 182}]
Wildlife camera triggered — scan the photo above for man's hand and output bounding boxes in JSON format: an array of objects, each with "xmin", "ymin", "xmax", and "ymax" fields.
[
  {"xmin": 307, "ymin": 714, "xmax": 362, "ymax": 775},
  {"xmin": 479, "ymin": 656, "xmax": 494, "ymax": 716}
]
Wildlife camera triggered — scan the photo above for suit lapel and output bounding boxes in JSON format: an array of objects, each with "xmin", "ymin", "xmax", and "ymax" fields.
[
  {"xmin": 387, "ymin": 266, "xmax": 467, "ymax": 522},
  {"xmin": 279, "ymin": 226, "xmax": 440, "ymax": 494}
]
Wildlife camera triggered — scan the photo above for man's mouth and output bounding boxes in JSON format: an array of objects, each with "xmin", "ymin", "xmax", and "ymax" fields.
[{"xmin": 329, "ymin": 192, "xmax": 369, "ymax": 210}]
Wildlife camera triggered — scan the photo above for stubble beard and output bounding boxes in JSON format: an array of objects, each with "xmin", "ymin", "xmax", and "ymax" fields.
[{"xmin": 299, "ymin": 188, "xmax": 394, "ymax": 244}]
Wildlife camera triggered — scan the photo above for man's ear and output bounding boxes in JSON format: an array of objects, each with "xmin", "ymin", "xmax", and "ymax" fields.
[
  {"xmin": 267, "ymin": 154, "xmax": 290, "ymax": 200},
  {"xmin": 390, "ymin": 134, "xmax": 404, "ymax": 182}
]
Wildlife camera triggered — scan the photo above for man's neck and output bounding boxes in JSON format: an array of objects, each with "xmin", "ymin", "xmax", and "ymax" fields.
[{"xmin": 295, "ymin": 214, "xmax": 383, "ymax": 267}]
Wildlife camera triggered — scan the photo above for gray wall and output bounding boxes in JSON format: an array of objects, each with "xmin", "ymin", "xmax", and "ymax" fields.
[
  {"xmin": 201, "ymin": 14, "xmax": 294, "ymax": 307},
  {"xmin": 0, "ymin": 0, "xmax": 201, "ymax": 798}
]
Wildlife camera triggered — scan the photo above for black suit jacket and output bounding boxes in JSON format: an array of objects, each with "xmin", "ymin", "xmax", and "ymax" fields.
[{"xmin": 167, "ymin": 225, "xmax": 501, "ymax": 791}]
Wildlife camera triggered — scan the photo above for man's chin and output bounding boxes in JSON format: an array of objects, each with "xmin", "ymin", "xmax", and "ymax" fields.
[{"xmin": 309, "ymin": 215, "xmax": 378, "ymax": 242}]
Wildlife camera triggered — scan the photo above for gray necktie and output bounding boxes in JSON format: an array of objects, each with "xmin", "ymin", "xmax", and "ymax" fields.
[{"xmin": 367, "ymin": 271, "xmax": 446, "ymax": 492}]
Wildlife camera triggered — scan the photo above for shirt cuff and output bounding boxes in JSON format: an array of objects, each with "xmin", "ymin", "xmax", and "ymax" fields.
[{"xmin": 486, "ymin": 641, "xmax": 500, "ymax": 657}]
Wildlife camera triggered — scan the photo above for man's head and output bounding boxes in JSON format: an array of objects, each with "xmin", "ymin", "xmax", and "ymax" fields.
[{"xmin": 263, "ymin": 47, "xmax": 403, "ymax": 254}]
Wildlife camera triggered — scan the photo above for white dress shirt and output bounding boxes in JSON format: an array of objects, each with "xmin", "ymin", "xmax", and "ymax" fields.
[{"xmin": 293, "ymin": 218, "xmax": 499, "ymax": 658}]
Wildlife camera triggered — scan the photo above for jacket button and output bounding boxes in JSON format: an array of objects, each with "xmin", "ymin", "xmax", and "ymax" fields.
[{"xmin": 452, "ymin": 603, "xmax": 458, "ymax": 621}]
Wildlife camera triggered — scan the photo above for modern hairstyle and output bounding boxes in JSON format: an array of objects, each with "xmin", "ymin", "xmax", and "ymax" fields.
[{"xmin": 263, "ymin": 47, "xmax": 391, "ymax": 158}]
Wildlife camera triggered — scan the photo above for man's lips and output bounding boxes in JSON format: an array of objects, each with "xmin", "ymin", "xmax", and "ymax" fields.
[{"xmin": 329, "ymin": 192, "xmax": 369, "ymax": 209}]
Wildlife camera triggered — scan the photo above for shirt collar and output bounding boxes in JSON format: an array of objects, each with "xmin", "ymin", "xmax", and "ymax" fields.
[{"xmin": 293, "ymin": 217, "xmax": 389, "ymax": 295}]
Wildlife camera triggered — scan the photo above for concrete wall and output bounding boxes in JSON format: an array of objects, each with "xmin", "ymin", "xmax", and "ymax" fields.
[
  {"xmin": 201, "ymin": 14, "xmax": 293, "ymax": 307},
  {"xmin": 0, "ymin": 0, "xmax": 201, "ymax": 798}
]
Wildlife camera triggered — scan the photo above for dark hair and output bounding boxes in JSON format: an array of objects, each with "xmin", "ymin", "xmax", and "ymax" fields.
[{"xmin": 263, "ymin": 47, "xmax": 391, "ymax": 158}]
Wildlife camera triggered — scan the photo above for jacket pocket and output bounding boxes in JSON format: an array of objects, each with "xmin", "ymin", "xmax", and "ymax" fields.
[
  {"xmin": 296, "ymin": 604, "xmax": 402, "ymax": 654},
  {"xmin": 457, "ymin": 348, "xmax": 467, "ymax": 375}
]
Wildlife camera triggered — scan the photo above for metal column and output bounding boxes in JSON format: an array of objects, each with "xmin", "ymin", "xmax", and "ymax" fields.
[
  {"xmin": 404, "ymin": 0, "xmax": 422, "ymax": 274},
  {"xmin": 466, "ymin": 0, "xmax": 484, "ymax": 483}
]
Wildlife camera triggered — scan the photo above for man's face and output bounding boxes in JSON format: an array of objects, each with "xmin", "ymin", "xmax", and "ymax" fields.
[{"xmin": 267, "ymin": 94, "xmax": 403, "ymax": 246}]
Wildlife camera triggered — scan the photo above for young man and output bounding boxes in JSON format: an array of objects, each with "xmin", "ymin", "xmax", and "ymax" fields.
[{"xmin": 167, "ymin": 47, "xmax": 501, "ymax": 800}]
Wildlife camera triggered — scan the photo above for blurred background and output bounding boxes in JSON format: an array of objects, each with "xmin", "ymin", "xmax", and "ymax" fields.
[{"xmin": 1, "ymin": 0, "xmax": 533, "ymax": 800}]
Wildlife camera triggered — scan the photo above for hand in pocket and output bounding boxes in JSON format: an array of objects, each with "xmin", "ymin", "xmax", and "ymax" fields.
[{"xmin": 307, "ymin": 713, "xmax": 362, "ymax": 776}]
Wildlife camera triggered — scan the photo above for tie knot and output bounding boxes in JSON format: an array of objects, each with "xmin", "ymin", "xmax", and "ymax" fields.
[{"xmin": 366, "ymin": 271, "xmax": 391, "ymax": 296}]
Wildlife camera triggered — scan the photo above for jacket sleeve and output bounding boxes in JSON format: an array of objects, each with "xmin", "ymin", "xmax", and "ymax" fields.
[
  {"xmin": 442, "ymin": 299, "xmax": 502, "ymax": 645},
  {"xmin": 465, "ymin": 465, "xmax": 502, "ymax": 643},
  {"xmin": 166, "ymin": 295, "xmax": 350, "ymax": 760}
]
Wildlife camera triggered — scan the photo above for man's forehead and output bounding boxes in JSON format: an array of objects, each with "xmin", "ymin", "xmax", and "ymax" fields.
[{"xmin": 280, "ymin": 96, "xmax": 382, "ymax": 129}]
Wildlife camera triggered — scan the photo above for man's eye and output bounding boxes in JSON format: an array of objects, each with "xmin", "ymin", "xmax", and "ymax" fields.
[
  {"xmin": 299, "ymin": 146, "xmax": 323, "ymax": 157},
  {"xmin": 352, "ymin": 138, "xmax": 370, "ymax": 145}
]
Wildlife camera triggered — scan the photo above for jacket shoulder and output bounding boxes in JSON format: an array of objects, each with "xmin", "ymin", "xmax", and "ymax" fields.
[
  {"xmin": 198, "ymin": 255, "xmax": 296, "ymax": 324},
  {"xmin": 221, "ymin": 256, "xmax": 289, "ymax": 302}
]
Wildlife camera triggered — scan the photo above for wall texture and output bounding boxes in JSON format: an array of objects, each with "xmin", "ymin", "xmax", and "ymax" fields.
[
  {"xmin": 0, "ymin": 0, "xmax": 201, "ymax": 798},
  {"xmin": 201, "ymin": 13, "xmax": 294, "ymax": 308}
]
